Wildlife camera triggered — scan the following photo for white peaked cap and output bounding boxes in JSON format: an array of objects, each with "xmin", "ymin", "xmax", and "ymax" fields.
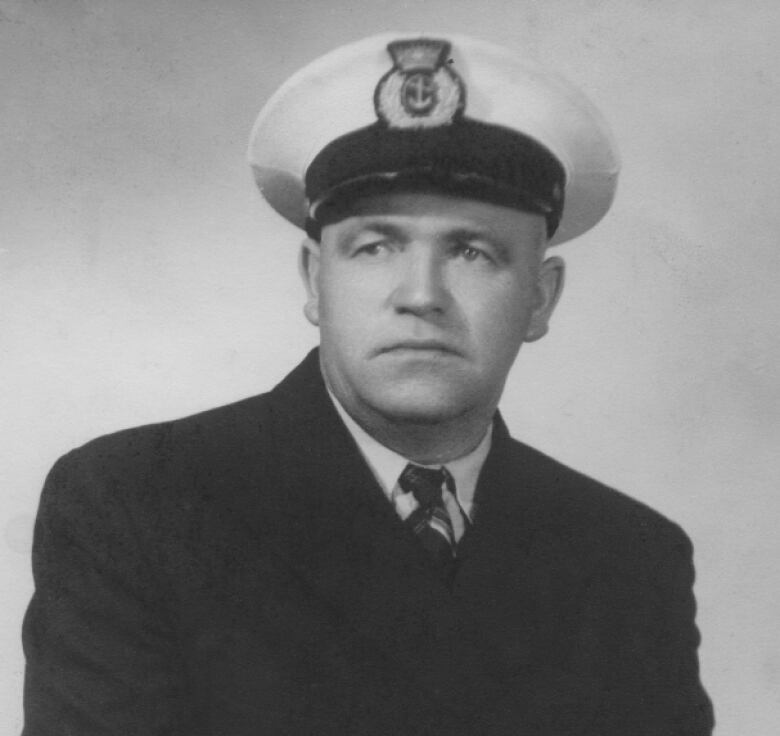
[{"xmin": 248, "ymin": 32, "xmax": 620, "ymax": 246}]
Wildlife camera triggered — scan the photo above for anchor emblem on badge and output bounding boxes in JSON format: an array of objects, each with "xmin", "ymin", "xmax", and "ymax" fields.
[
  {"xmin": 375, "ymin": 38, "xmax": 466, "ymax": 128},
  {"xmin": 403, "ymin": 72, "xmax": 438, "ymax": 115}
]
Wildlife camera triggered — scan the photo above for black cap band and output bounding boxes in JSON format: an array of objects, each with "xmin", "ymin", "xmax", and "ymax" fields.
[{"xmin": 305, "ymin": 117, "xmax": 566, "ymax": 237}]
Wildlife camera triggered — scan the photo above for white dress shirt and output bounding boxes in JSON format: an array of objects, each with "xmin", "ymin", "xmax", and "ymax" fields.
[{"xmin": 328, "ymin": 391, "xmax": 492, "ymax": 538}]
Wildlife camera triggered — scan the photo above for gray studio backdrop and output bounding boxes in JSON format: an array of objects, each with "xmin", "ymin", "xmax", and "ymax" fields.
[{"xmin": 1, "ymin": 1, "xmax": 779, "ymax": 733}]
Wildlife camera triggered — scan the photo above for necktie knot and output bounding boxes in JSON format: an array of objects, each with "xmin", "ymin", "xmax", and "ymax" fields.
[
  {"xmin": 399, "ymin": 464, "xmax": 447, "ymax": 509},
  {"xmin": 398, "ymin": 463, "xmax": 462, "ymax": 572}
]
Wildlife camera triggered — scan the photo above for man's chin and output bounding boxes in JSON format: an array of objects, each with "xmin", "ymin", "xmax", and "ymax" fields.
[{"xmin": 363, "ymin": 387, "xmax": 473, "ymax": 426}]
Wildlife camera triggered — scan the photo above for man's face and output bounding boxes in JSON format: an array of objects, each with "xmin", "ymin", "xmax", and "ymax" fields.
[{"xmin": 301, "ymin": 191, "xmax": 564, "ymax": 428}]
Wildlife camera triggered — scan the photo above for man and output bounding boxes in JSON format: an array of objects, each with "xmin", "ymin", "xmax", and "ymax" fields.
[{"xmin": 23, "ymin": 33, "xmax": 713, "ymax": 735}]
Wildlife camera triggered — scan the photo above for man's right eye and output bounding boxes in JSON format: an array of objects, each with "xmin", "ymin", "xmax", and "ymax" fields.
[{"xmin": 354, "ymin": 241, "xmax": 389, "ymax": 256}]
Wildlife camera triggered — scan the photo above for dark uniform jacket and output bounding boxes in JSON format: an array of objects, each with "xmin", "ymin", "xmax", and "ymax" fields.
[{"xmin": 23, "ymin": 349, "xmax": 713, "ymax": 735}]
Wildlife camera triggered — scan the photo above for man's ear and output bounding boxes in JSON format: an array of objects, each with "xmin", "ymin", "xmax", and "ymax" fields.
[
  {"xmin": 299, "ymin": 238, "xmax": 321, "ymax": 326},
  {"xmin": 524, "ymin": 255, "xmax": 565, "ymax": 342}
]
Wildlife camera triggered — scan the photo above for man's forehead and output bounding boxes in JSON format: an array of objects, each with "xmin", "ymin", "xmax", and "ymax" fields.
[
  {"xmin": 321, "ymin": 190, "xmax": 548, "ymax": 244},
  {"xmin": 339, "ymin": 190, "xmax": 543, "ymax": 221}
]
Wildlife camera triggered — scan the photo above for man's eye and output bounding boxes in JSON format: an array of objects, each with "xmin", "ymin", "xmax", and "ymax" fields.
[
  {"xmin": 354, "ymin": 241, "xmax": 388, "ymax": 256},
  {"xmin": 455, "ymin": 244, "xmax": 489, "ymax": 262}
]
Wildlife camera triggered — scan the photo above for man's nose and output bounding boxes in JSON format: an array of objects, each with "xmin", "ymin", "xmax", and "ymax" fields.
[{"xmin": 389, "ymin": 248, "xmax": 450, "ymax": 317}]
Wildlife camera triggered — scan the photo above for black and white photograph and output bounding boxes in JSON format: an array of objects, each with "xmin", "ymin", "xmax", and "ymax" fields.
[{"xmin": 2, "ymin": 1, "xmax": 778, "ymax": 733}]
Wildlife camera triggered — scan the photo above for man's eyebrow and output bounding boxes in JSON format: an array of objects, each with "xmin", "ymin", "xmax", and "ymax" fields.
[
  {"xmin": 341, "ymin": 220, "xmax": 515, "ymax": 259},
  {"xmin": 332, "ymin": 220, "xmax": 405, "ymax": 252},
  {"xmin": 348, "ymin": 221, "xmax": 407, "ymax": 239},
  {"xmin": 355, "ymin": 222, "xmax": 507, "ymax": 245}
]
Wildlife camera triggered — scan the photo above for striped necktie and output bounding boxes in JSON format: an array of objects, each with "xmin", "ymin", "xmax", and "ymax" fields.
[{"xmin": 398, "ymin": 464, "xmax": 459, "ymax": 566}]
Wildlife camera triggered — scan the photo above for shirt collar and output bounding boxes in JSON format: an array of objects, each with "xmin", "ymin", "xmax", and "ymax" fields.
[{"xmin": 328, "ymin": 389, "xmax": 492, "ymax": 518}]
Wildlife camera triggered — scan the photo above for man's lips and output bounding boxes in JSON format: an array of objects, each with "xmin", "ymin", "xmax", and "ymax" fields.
[{"xmin": 376, "ymin": 340, "xmax": 461, "ymax": 356}]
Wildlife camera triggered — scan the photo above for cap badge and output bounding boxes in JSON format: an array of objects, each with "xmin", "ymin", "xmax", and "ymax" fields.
[{"xmin": 374, "ymin": 39, "xmax": 465, "ymax": 128}]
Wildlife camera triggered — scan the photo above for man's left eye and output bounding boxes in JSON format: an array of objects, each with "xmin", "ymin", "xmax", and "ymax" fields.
[
  {"xmin": 455, "ymin": 244, "xmax": 488, "ymax": 262},
  {"xmin": 354, "ymin": 241, "xmax": 388, "ymax": 256}
]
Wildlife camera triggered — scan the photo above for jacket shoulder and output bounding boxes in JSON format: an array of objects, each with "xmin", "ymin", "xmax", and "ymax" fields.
[
  {"xmin": 502, "ymin": 437, "xmax": 692, "ymax": 557},
  {"xmin": 60, "ymin": 391, "xmax": 270, "ymax": 479},
  {"xmin": 37, "ymin": 392, "xmax": 276, "ymax": 540},
  {"xmin": 77, "ymin": 391, "xmax": 270, "ymax": 458}
]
